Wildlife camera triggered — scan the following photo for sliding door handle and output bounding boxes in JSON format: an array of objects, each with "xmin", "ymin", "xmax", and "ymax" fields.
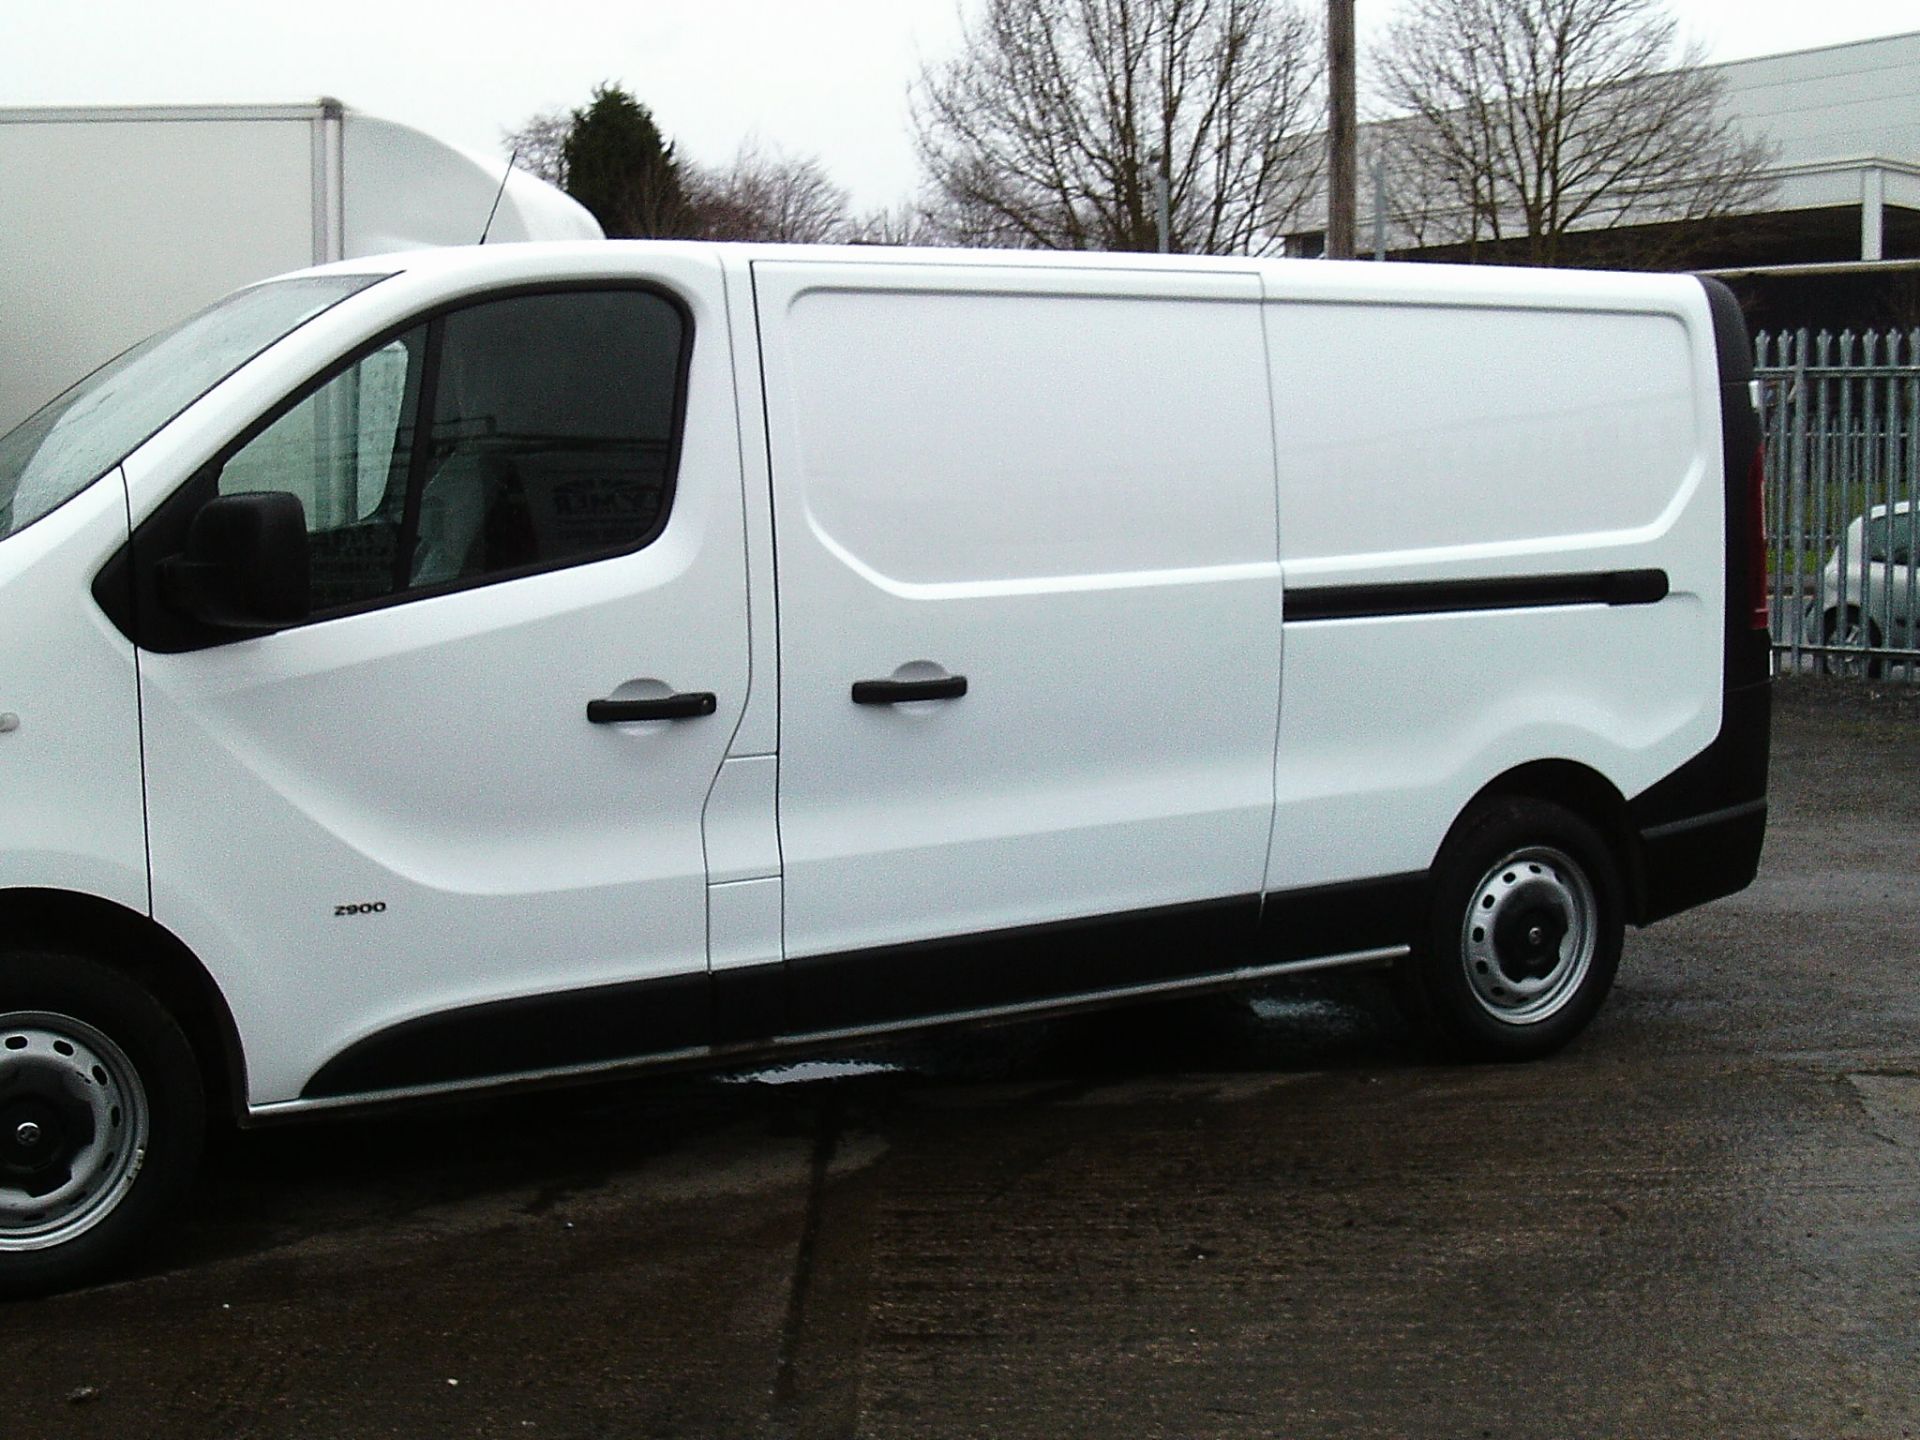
[
  {"xmin": 587, "ymin": 692, "xmax": 718, "ymax": 723},
  {"xmin": 851, "ymin": 675, "xmax": 968, "ymax": 705}
]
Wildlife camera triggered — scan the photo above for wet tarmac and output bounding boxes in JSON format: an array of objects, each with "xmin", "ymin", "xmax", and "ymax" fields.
[{"xmin": 5, "ymin": 677, "xmax": 1918, "ymax": 1438}]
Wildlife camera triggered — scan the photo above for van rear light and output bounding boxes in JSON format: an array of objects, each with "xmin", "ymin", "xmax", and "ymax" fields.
[{"xmin": 1747, "ymin": 443, "xmax": 1769, "ymax": 630}]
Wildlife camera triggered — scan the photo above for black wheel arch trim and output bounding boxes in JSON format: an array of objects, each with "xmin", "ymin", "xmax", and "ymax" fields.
[{"xmin": 0, "ymin": 888, "xmax": 248, "ymax": 1124}]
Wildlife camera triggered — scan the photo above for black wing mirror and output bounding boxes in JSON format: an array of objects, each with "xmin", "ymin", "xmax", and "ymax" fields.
[{"xmin": 158, "ymin": 492, "xmax": 311, "ymax": 632}]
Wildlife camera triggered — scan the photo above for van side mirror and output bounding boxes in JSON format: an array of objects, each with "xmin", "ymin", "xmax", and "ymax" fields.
[{"xmin": 158, "ymin": 492, "xmax": 311, "ymax": 632}]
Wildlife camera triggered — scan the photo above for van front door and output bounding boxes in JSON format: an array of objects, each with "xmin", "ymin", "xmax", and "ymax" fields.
[{"xmin": 131, "ymin": 265, "xmax": 750, "ymax": 1107}]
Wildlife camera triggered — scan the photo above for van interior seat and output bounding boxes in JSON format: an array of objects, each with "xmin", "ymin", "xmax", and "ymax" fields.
[{"xmin": 411, "ymin": 447, "xmax": 527, "ymax": 585}]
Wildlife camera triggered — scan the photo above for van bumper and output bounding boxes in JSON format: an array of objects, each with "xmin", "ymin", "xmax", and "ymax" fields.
[
  {"xmin": 1627, "ymin": 678, "xmax": 1772, "ymax": 925},
  {"xmin": 1635, "ymin": 797, "xmax": 1768, "ymax": 925}
]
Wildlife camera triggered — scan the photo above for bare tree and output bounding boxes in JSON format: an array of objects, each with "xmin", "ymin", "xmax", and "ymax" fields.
[
  {"xmin": 500, "ymin": 109, "xmax": 572, "ymax": 188},
  {"xmin": 1375, "ymin": 0, "xmax": 1775, "ymax": 266},
  {"xmin": 912, "ymin": 0, "xmax": 1323, "ymax": 255},
  {"xmin": 846, "ymin": 200, "xmax": 946, "ymax": 247},
  {"xmin": 685, "ymin": 142, "xmax": 853, "ymax": 243}
]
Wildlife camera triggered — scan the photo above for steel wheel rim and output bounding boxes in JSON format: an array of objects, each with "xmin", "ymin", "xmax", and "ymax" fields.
[
  {"xmin": 1460, "ymin": 846, "xmax": 1596, "ymax": 1026},
  {"xmin": 0, "ymin": 1012, "xmax": 150, "ymax": 1252},
  {"xmin": 1827, "ymin": 613, "xmax": 1874, "ymax": 675}
]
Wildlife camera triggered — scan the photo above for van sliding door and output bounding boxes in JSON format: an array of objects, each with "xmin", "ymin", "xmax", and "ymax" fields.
[{"xmin": 755, "ymin": 260, "xmax": 1282, "ymax": 1031}]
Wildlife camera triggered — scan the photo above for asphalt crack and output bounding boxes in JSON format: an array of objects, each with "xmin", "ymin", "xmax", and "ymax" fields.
[{"xmin": 771, "ymin": 1097, "xmax": 842, "ymax": 1433}]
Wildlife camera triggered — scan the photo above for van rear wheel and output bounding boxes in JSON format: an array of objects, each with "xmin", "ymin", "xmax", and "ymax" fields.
[
  {"xmin": 1401, "ymin": 798, "xmax": 1623, "ymax": 1061},
  {"xmin": 0, "ymin": 953, "xmax": 204, "ymax": 1297}
]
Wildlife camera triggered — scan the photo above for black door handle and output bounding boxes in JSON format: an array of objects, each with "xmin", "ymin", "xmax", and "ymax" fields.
[
  {"xmin": 587, "ymin": 692, "xmax": 718, "ymax": 723},
  {"xmin": 851, "ymin": 675, "xmax": 968, "ymax": 705}
]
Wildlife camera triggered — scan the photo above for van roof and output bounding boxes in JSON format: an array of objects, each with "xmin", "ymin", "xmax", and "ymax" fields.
[{"xmin": 295, "ymin": 239, "xmax": 1711, "ymax": 314}]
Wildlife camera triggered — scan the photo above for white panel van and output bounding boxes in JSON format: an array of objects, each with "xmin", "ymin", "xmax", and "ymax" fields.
[{"xmin": 0, "ymin": 244, "xmax": 1770, "ymax": 1293}]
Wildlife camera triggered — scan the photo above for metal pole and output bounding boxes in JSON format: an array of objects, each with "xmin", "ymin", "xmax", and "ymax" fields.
[
  {"xmin": 1149, "ymin": 148, "xmax": 1171, "ymax": 253},
  {"xmin": 1372, "ymin": 151, "xmax": 1387, "ymax": 261},
  {"xmin": 1326, "ymin": 0, "xmax": 1356, "ymax": 259}
]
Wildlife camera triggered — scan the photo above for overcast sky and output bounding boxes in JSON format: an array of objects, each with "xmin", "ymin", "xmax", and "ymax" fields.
[{"xmin": 2, "ymin": 0, "xmax": 1915, "ymax": 213}]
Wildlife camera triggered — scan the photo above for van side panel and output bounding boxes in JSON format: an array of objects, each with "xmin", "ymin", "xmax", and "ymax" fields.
[
  {"xmin": 1263, "ymin": 285, "xmax": 1724, "ymax": 896},
  {"xmin": 757, "ymin": 261, "xmax": 1284, "ymax": 969}
]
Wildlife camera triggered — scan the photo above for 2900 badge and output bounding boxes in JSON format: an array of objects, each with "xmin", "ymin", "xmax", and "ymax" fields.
[{"xmin": 334, "ymin": 901, "xmax": 388, "ymax": 917}]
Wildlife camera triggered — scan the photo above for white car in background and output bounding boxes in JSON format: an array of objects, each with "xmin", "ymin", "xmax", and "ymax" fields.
[{"xmin": 1814, "ymin": 501, "xmax": 1919, "ymax": 677}]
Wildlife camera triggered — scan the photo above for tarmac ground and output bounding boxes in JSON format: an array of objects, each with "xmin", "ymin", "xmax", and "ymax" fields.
[{"xmin": 3, "ymin": 676, "xmax": 1918, "ymax": 1439}]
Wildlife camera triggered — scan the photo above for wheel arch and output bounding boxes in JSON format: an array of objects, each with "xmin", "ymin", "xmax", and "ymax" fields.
[
  {"xmin": 1446, "ymin": 761, "xmax": 1646, "ymax": 924},
  {"xmin": 0, "ymin": 889, "xmax": 247, "ymax": 1124}
]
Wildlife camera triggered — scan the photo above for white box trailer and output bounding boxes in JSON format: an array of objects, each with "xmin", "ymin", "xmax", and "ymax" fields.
[{"xmin": 0, "ymin": 101, "xmax": 601, "ymax": 433}]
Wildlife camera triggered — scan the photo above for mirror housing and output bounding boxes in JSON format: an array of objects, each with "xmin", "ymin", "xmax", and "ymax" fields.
[{"xmin": 158, "ymin": 492, "xmax": 311, "ymax": 632}]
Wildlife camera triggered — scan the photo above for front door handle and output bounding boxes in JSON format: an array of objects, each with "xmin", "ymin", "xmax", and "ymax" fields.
[
  {"xmin": 851, "ymin": 675, "xmax": 968, "ymax": 705},
  {"xmin": 587, "ymin": 692, "xmax": 718, "ymax": 723}
]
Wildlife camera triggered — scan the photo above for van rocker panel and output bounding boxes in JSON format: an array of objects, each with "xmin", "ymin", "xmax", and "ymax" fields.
[{"xmin": 297, "ymin": 882, "xmax": 1439, "ymax": 1103}]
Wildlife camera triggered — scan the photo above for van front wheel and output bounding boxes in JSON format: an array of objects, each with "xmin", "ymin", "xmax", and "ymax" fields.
[
  {"xmin": 1401, "ymin": 799, "xmax": 1623, "ymax": 1061},
  {"xmin": 0, "ymin": 953, "xmax": 204, "ymax": 1297}
]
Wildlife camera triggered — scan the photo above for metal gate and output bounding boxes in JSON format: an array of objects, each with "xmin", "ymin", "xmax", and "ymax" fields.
[{"xmin": 1758, "ymin": 329, "xmax": 1920, "ymax": 680}]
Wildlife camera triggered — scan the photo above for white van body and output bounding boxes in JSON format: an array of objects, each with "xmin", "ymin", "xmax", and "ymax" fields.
[
  {"xmin": 0, "ymin": 102, "xmax": 601, "ymax": 434},
  {"xmin": 0, "ymin": 243, "xmax": 1770, "ymax": 1290}
]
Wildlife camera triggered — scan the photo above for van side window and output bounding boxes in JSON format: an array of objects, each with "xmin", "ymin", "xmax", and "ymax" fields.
[
  {"xmin": 220, "ymin": 331, "xmax": 424, "ymax": 611},
  {"xmin": 409, "ymin": 292, "xmax": 685, "ymax": 589},
  {"xmin": 213, "ymin": 288, "xmax": 686, "ymax": 616},
  {"xmin": 1866, "ymin": 516, "xmax": 1892, "ymax": 565}
]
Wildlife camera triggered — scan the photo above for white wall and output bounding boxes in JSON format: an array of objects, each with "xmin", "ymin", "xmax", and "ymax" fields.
[{"xmin": 1716, "ymin": 31, "xmax": 1920, "ymax": 172}]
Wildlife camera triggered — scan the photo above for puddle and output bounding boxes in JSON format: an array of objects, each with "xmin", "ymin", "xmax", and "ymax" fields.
[
  {"xmin": 719, "ymin": 1059, "xmax": 904, "ymax": 1087},
  {"xmin": 1248, "ymin": 995, "xmax": 1359, "ymax": 1025}
]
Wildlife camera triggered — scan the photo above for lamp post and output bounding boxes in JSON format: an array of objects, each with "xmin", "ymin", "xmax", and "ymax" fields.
[
  {"xmin": 1326, "ymin": 0, "xmax": 1356, "ymax": 259},
  {"xmin": 1150, "ymin": 148, "xmax": 1171, "ymax": 253}
]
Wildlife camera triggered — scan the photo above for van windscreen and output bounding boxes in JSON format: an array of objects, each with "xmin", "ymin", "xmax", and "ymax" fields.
[{"xmin": 0, "ymin": 273, "xmax": 388, "ymax": 543}]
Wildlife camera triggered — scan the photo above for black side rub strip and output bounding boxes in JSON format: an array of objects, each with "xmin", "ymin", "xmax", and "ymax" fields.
[
  {"xmin": 305, "ymin": 971, "xmax": 710, "ymax": 1098},
  {"xmin": 1286, "ymin": 568, "xmax": 1669, "ymax": 623}
]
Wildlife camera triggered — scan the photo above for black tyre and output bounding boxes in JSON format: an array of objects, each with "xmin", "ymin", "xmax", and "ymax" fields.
[
  {"xmin": 1399, "ymin": 798, "xmax": 1623, "ymax": 1061},
  {"xmin": 1820, "ymin": 608, "xmax": 1884, "ymax": 680},
  {"xmin": 0, "ymin": 953, "xmax": 205, "ymax": 1297}
]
